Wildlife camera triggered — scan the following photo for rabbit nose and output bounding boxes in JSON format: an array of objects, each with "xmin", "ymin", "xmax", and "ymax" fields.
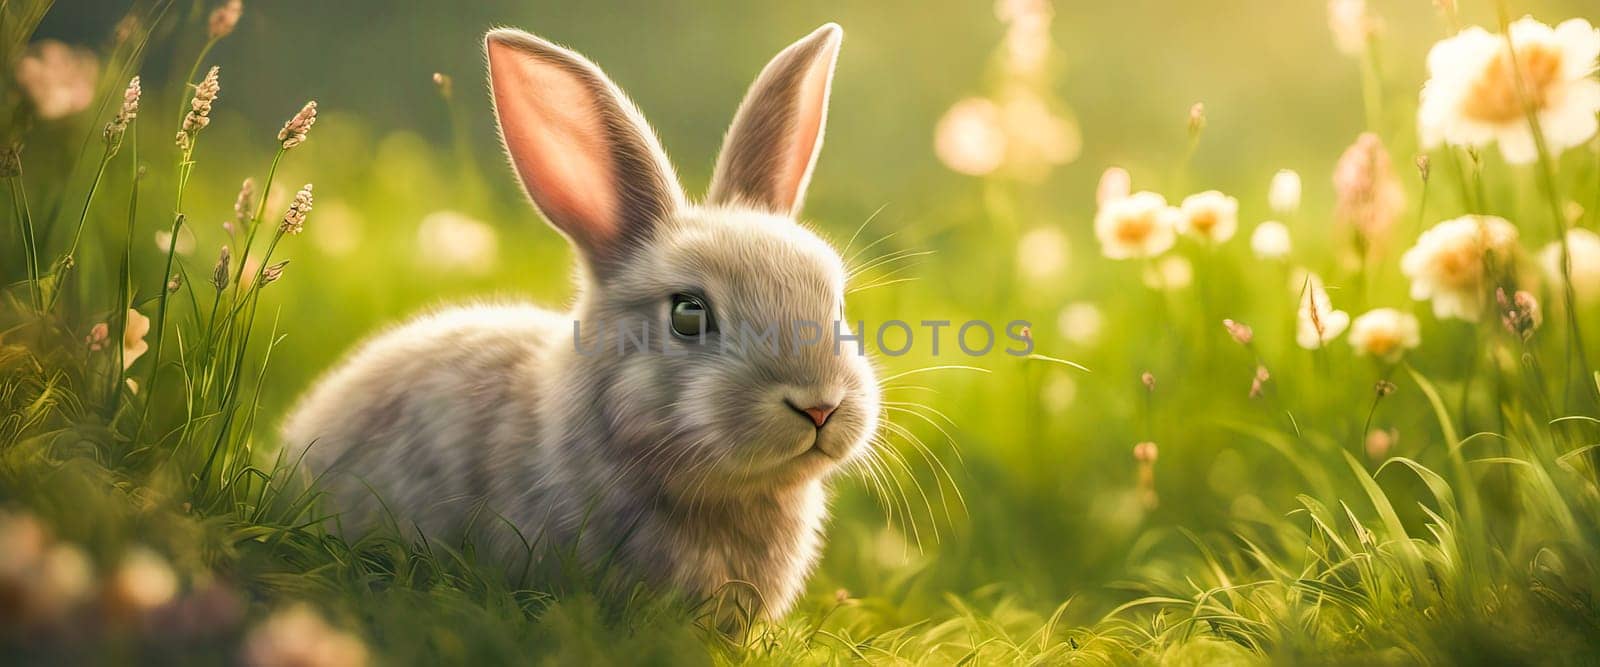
[{"xmin": 786, "ymin": 400, "xmax": 837, "ymax": 428}]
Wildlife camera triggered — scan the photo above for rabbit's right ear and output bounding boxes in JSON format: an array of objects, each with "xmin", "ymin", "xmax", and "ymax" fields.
[{"xmin": 486, "ymin": 29, "xmax": 684, "ymax": 272}]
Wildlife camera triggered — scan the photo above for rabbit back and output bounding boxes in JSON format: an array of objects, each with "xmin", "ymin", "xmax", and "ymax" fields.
[{"xmin": 282, "ymin": 303, "xmax": 566, "ymax": 545}]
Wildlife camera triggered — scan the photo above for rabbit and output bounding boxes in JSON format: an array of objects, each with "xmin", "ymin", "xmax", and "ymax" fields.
[{"xmin": 281, "ymin": 23, "xmax": 879, "ymax": 618}]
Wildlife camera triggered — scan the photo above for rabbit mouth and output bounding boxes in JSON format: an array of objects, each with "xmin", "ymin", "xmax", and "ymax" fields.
[{"xmin": 805, "ymin": 442, "xmax": 839, "ymax": 461}]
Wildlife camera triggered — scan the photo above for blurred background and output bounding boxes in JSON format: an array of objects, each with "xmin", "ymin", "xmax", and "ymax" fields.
[{"xmin": 18, "ymin": 0, "xmax": 1600, "ymax": 632}]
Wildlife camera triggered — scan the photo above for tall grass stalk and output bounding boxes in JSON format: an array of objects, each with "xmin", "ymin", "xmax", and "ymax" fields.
[{"xmin": 5, "ymin": 166, "xmax": 42, "ymax": 309}]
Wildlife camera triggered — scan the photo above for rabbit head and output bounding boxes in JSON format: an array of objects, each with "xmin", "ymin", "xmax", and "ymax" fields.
[{"xmin": 486, "ymin": 25, "xmax": 879, "ymax": 497}]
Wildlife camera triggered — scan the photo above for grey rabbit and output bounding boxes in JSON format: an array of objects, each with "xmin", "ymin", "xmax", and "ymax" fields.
[{"xmin": 282, "ymin": 23, "xmax": 881, "ymax": 617}]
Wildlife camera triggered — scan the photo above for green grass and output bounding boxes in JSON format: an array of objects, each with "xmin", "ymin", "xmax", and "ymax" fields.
[{"xmin": 4, "ymin": 0, "xmax": 1600, "ymax": 663}]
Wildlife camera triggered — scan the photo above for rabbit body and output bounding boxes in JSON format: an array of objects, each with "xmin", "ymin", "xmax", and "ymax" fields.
[
  {"xmin": 284, "ymin": 24, "xmax": 875, "ymax": 617},
  {"xmin": 283, "ymin": 299, "xmax": 832, "ymax": 614}
]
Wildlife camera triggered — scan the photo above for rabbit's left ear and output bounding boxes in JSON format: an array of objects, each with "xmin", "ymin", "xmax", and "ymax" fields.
[{"xmin": 708, "ymin": 24, "xmax": 842, "ymax": 217}]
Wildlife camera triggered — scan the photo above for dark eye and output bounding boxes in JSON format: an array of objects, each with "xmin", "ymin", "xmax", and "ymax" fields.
[{"xmin": 669, "ymin": 293, "xmax": 716, "ymax": 339}]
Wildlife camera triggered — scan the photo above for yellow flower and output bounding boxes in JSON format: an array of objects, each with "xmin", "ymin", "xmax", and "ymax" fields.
[{"xmin": 1418, "ymin": 17, "xmax": 1600, "ymax": 163}]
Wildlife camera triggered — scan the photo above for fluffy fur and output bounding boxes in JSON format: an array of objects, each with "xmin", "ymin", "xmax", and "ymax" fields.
[{"xmin": 282, "ymin": 23, "xmax": 876, "ymax": 617}]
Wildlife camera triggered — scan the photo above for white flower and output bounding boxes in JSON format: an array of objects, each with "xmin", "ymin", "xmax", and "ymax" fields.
[
  {"xmin": 241, "ymin": 604, "xmax": 369, "ymax": 667},
  {"xmin": 1418, "ymin": 17, "xmax": 1600, "ymax": 163},
  {"xmin": 1177, "ymin": 190, "xmax": 1238, "ymax": 243},
  {"xmin": 997, "ymin": 92, "xmax": 1080, "ymax": 180},
  {"xmin": 154, "ymin": 225, "xmax": 196, "ymax": 256},
  {"xmin": 1296, "ymin": 274, "xmax": 1350, "ymax": 349},
  {"xmin": 1251, "ymin": 221, "xmax": 1292, "ymax": 260},
  {"xmin": 1268, "ymin": 169, "xmax": 1302, "ymax": 214},
  {"xmin": 312, "ymin": 200, "xmax": 364, "ymax": 257},
  {"xmin": 1056, "ymin": 302, "xmax": 1103, "ymax": 345},
  {"xmin": 934, "ymin": 98, "xmax": 1006, "ymax": 176},
  {"xmin": 1400, "ymin": 215, "xmax": 1520, "ymax": 321},
  {"xmin": 1348, "ymin": 308, "xmax": 1421, "ymax": 362},
  {"xmin": 1141, "ymin": 255, "xmax": 1192, "ymax": 290},
  {"xmin": 123, "ymin": 309, "xmax": 150, "ymax": 370},
  {"xmin": 1096, "ymin": 166, "xmax": 1131, "ymax": 206},
  {"xmin": 1095, "ymin": 191, "xmax": 1179, "ymax": 259},
  {"xmin": 14, "ymin": 41, "xmax": 100, "ymax": 120},
  {"xmin": 1328, "ymin": 0, "xmax": 1379, "ymax": 56},
  {"xmin": 1017, "ymin": 226, "xmax": 1070, "ymax": 281},
  {"xmin": 1540, "ymin": 228, "xmax": 1600, "ymax": 304},
  {"xmin": 1040, "ymin": 375, "xmax": 1076, "ymax": 413},
  {"xmin": 416, "ymin": 211, "xmax": 499, "ymax": 274}
]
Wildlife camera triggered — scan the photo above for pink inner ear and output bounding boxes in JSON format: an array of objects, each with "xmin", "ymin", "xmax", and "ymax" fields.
[
  {"xmin": 776, "ymin": 47, "xmax": 834, "ymax": 213},
  {"xmin": 488, "ymin": 40, "xmax": 619, "ymax": 249}
]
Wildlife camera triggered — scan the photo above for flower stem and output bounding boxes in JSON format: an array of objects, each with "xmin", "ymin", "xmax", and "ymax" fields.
[
  {"xmin": 1358, "ymin": 40, "xmax": 1385, "ymax": 132},
  {"xmin": 232, "ymin": 149, "xmax": 285, "ymax": 301},
  {"xmin": 135, "ymin": 213, "xmax": 186, "ymax": 445},
  {"xmin": 1494, "ymin": 2, "xmax": 1595, "ymax": 406},
  {"xmin": 49, "ymin": 148, "xmax": 118, "ymax": 311}
]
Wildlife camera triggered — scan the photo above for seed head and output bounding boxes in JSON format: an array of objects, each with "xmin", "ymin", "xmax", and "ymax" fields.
[
  {"xmin": 1375, "ymin": 380, "xmax": 1397, "ymax": 397},
  {"xmin": 0, "ymin": 144, "xmax": 20, "ymax": 178},
  {"xmin": 1222, "ymin": 318, "xmax": 1254, "ymax": 345},
  {"xmin": 1496, "ymin": 288, "xmax": 1541, "ymax": 341},
  {"xmin": 432, "ymin": 72, "xmax": 453, "ymax": 99},
  {"xmin": 261, "ymin": 260, "xmax": 289, "ymax": 286},
  {"xmin": 86, "ymin": 322, "xmax": 109, "ymax": 350},
  {"xmin": 1140, "ymin": 371, "xmax": 1155, "ymax": 392},
  {"xmin": 176, "ymin": 66, "xmax": 220, "ymax": 152},
  {"xmin": 280, "ymin": 184, "xmax": 313, "ymax": 234},
  {"xmin": 1187, "ymin": 102, "xmax": 1206, "ymax": 136},
  {"xmin": 1133, "ymin": 441, "xmax": 1158, "ymax": 464},
  {"xmin": 1249, "ymin": 365, "xmax": 1270, "ymax": 398},
  {"xmin": 208, "ymin": 0, "xmax": 243, "ymax": 40},
  {"xmin": 102, "ymin": 76, "xmax": 141, "ymax": 148},
  {"xmin": 1414, "ymin": 154, "xmax": 1430, "ymax": 182},
  {"xmin": 232, "ymin": 178, "xmax": 255, "ymax": 228},
  {"xmin": 166, "ymin": 274, "xmax": 183, "ymax": 293},
  {"xmin": 1333, "ymin": 133, "xmax": 1404, "ymax": 243},
  {"xmin": 277, "ymin": 100, "xmax": 317, "ymax": 149},
  {"xmin": 211, "ymin": 246, "xmax": 231, "ymax": 291}
]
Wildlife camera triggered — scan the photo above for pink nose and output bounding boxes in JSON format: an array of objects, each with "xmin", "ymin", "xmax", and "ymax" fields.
[
  {"xmin": 791, "ymin": 402, "xmax": 837, "ymax": 428},
  {"xmin": 804, "ymin": 405, "xmax": 835, "ymax": 427}
]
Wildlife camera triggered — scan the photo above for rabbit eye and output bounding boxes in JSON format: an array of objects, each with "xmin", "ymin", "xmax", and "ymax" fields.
[{"xmin": 669, "ymin": 293, "xmax": 717, "ymax": 339}]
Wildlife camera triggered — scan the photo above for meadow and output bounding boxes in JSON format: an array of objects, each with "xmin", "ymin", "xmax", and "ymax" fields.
[{"xmin": 3, "ymin": 0, "xmax": 1600, "ymax": 663}]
